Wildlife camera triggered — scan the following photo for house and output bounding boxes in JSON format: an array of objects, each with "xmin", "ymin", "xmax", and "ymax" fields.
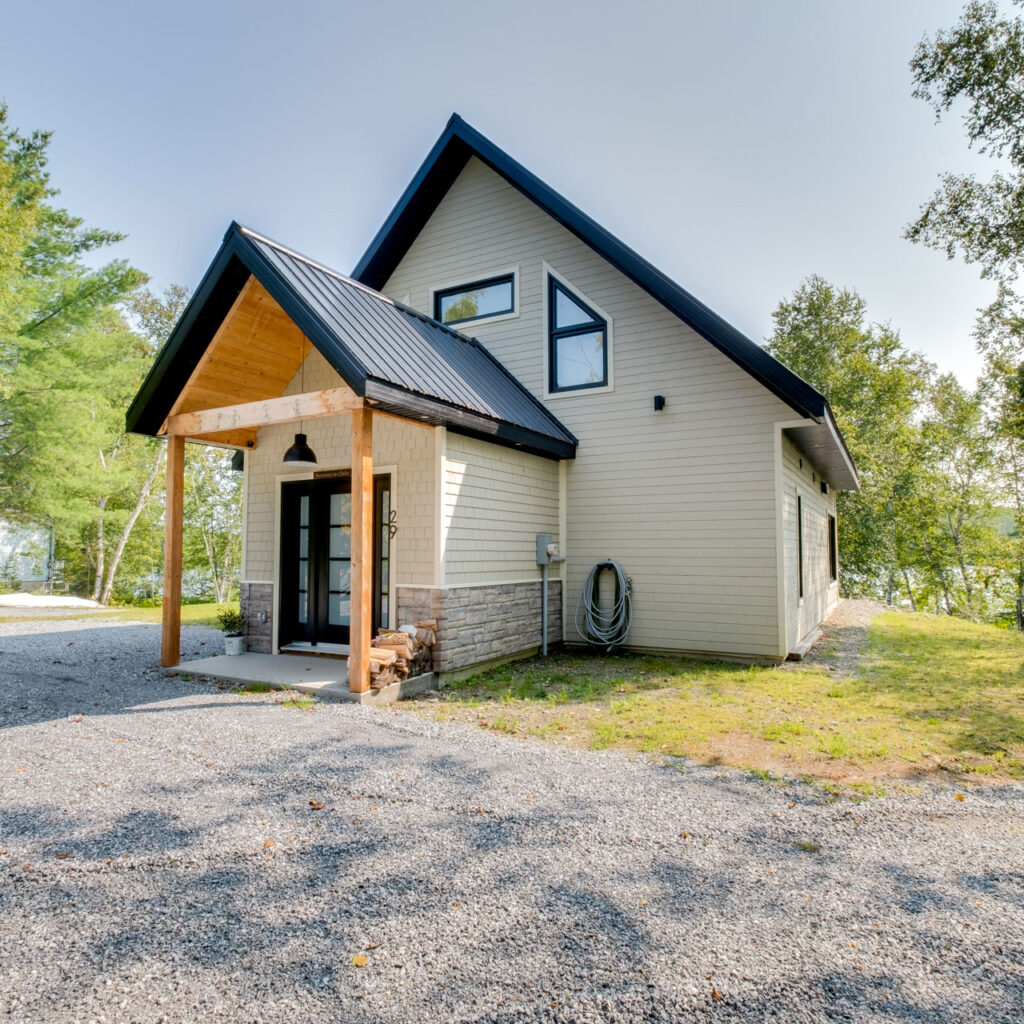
[
  {"xmin": 0, "ymin": 517, "xmax": 54, "ymax": 592},
  {"xmin": 127, "ymin": 114, "xmax": 858, "ymax": 693}
]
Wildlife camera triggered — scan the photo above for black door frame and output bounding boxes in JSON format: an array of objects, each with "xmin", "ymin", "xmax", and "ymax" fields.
[{"xmin": 278, "ymin": 472, "xmax": 391, "ymax": 649}]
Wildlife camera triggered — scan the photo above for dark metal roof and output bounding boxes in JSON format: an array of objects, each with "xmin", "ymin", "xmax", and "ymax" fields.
[
  {"xmin": 352, "ymin": 114, "xmax": 858, "ymax": 489},
  {"xmin": 126, "ymin": 223, "xmax": 577, "ymax": 460}
]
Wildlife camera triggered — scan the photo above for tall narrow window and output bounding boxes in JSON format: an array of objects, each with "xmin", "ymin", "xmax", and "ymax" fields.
[
  {"xmin": 828, "ymin": 514, "xmax": 838, "ymax": 582},
  {"xmin": 797, "ymin": 495, "xmax": 804, "ymax": 599},
  {"xmin": 433, "ymin": 275, "xmax": 514, "ymax": 325},
  {"xmin": 548, "ymin": 276, "xmax": 608, "ymax": 392}
]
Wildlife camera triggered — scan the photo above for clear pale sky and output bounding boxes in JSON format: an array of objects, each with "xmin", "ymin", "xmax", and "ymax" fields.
[{"xmin": 4, "ymin": 0, "xmax": 1000, "ymax": 384}]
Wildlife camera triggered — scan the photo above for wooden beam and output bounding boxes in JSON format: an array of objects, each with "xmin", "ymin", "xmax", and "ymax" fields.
[
  {"xmin": 189, "ymin": 430, "xmax": 259, "ymax": 449},
  {"xmin": 349, "ymin": 407, "xmax": 373, "ymax": 693},
  {"xmin": 161, "ymin": 434, "xmax": 185, "ymax": 668},
  {"xmin": 166, "ymin": 387, "xmax": 363, "ymax": 437}
]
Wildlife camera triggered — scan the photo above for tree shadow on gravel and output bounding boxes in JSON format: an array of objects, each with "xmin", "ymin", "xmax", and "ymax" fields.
[
  {"xmin": 1, "ymin": 807, "xmax": 203, "ymax": 860},
  {"xmin": 0, "ymin": 621, "xmax": 224, "ymax": 730},
  {"xmin": 3, "ymin": 713, "xmax": 1023, "ymax": 1022}
]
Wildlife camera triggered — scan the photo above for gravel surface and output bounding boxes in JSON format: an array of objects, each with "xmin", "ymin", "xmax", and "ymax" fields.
[{"xmin": 1, "ymin": 616, "xmax": 1022, "ymax": 1023}]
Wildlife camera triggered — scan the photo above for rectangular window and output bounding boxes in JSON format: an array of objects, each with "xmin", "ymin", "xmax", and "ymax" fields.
[
  {"xmin": 433, "ymin": 274, "xmax": 514, "ymax": 325},
  {"xmin": 548, "ymin": 276, "xmax": 608, "ymax": 392},
  {"xmin": 828, "ymin": 514, "xmax": 838, "ymax": 581},
  {"xmin": 797, "ymin": 495, "xmax": 804, "ymax": 599}
]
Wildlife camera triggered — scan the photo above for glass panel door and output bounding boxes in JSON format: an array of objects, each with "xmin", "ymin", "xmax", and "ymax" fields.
[
  {"xmin": 297, "ymin": 495, "xmax": 310, "ymax": 627},
  {"xmin": 374, "ymin": 475, "xmax": 392, "ymax": 631},
  {"xmin": 326, "ymin": 491, "xmax": 351, "ymax": 636},
  {"xmin": 280, "ymin": 481, "xmax": 317, "ymax": 644},
  {"xmin": 279, "ymin": 474, "xmax": 391, "ymax": 648}
]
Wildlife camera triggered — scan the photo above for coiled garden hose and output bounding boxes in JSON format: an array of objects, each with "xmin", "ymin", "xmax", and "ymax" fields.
[{"xmin": 574, "ymin": 560, "xmax": 633, "ymax": 649}]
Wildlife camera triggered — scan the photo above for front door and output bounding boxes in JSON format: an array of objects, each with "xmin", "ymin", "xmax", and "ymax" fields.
[{"xmin": 279, "ymin": 474, "xmax": 391, "ymax": 648}]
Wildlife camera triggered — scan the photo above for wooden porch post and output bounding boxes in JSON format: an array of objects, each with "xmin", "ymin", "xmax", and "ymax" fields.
[
  {"xmin": 161, "ymin": 434, "xmax": 185, "ymax": 668},
  {"xmin": 349, "ymin": 408, "xmax": 373, "ymax": 692}
]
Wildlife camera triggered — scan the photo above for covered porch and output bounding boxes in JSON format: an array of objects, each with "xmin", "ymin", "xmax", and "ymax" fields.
[{"xmin": 162, "ymin": 395, "xmax": 382, "ymax": 694}]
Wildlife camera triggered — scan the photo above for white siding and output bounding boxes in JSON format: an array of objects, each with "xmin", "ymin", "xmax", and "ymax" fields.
[
  {"xmin": 382, "ymin": 157, "xmax": 799, "ymax": 658},
  {"xmin": 243, "ymin": 350, "xmax": 438, "ymax": 588},
  {"xmin": 442, "ymin": 433, "xmax": 559, "ymax": 586},
  {"xmin": 781, "ymin": 435, "xmax": 839, "ymax": 649}
]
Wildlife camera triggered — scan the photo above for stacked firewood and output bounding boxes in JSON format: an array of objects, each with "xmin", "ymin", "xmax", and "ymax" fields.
[{"xmin": 368, "ymin": 619, "xmax": 436, "ymax": 687}]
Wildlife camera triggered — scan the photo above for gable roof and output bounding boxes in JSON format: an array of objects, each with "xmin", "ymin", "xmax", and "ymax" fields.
[
  {"xmin": 126, "ymin": 223, "xmax": 577, "ymax": 460},
  {"xmin": 352, "ymin": 114, "xmax": 858, "ymax": 489}
]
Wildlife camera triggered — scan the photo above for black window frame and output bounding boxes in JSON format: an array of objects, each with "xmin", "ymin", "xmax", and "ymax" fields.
[
  {"xmin": 547, "ymin": 275, "xmax": 608, "ymax": 394},
  {"xmin": 433, "ymin": 273, "xmax": 515, "ymax": 326},
  {"xmin": 828, "ymin": 513, "xmax": 838, "ymax": 582},
  {"xmin": 797, "ymin": 495, "xmax": 804, "ymax": 599}
]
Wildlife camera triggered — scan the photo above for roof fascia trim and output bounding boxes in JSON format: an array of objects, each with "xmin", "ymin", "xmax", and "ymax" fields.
[
  {"xmin": 824, "ymin": 405, "xmax": 861, "ymax": 491},
  {"xmin": 352, "ymin": 117, "xmax": 471, "ymax": 289},
  {"xmin": 363, "ymin": 379, "xmax": 576, "ymax": 460}
]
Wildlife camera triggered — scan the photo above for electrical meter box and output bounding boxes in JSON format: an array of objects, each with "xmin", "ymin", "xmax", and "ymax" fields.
[{"xmin": 536, "ymin": 533, "xmax": 565, "ymax": 565}]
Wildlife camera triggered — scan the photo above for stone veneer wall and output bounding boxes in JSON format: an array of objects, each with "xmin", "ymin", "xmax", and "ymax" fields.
[
  {"xmin": 240, "ymin": 582, "xmax": 273, "ymax": 654},
  {"xmin": 397, "ymin": 580, "xmax": 562, "ymax": 676}
]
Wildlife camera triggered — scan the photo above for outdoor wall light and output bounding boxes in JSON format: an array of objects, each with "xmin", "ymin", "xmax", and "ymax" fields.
[{"xmin": 653, "ymin": 395, "xmax": 666, "ymax": 411}]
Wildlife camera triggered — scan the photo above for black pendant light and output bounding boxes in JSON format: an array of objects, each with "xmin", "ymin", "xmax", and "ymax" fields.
[
  {"xmin": 283, "ymin": 432, "xmax": 317, "ymax": 465},
  {"xmin": 283, "ymin": 337, "xmax": 317, "ymax": 466}
]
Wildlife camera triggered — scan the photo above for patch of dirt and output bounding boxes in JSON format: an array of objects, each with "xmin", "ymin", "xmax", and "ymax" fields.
[{"xmin": 797, "ymin": 598, "xmax": 891, "ymax": 677}]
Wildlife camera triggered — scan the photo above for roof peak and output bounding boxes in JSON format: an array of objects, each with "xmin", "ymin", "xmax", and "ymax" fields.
[
  {"xmin": 228, "ymin": 222, "xmax": 390, "ymax": 304},
  {"xmin": 350, "ymin": 114, "xmax": 840, "ymax": 434}
]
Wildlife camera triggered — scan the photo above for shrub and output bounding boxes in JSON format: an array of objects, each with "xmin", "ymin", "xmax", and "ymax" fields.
[{"xmin": 216, "ymin": 607, "xmax": 246, "ymax": 635}]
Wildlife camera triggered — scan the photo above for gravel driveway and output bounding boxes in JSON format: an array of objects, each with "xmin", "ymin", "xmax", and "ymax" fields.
[{"xmin": 1, "ymin": 616, "xmax": 1022, "ymax": 1023}]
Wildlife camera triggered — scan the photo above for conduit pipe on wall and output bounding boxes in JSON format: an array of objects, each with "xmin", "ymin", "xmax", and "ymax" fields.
[{"xmin": 537, "ymin": 534, "xmax": 566, "ymax": 656}]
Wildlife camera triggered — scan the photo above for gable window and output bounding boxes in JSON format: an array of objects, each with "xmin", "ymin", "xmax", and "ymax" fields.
[
  {"xmin": 433, "ymin": 274, "xmax": 514, "ymax": 325},
  {"xmin": 828, "ymin": 513, "xmax": 838, "ymax": 582},
  {"xmin": 547, "ymin": 276, "xmax": 608, "ymax": 392}
]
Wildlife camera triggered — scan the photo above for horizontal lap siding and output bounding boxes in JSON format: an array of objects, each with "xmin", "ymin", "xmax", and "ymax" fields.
[
  {"xmin": 243, "ymin": 351, "xmax": 437, "ymax": 587},
  {"xmin": 782, "ymin": 435, "xmax": 839, "ymax": 649},
  {"xmin": 443, "ymin": 433, "xmax": 559, "ymax": 586},
  {"xmin": 384, "ymin": 157, "xmax": 797, "ymax": 658}
]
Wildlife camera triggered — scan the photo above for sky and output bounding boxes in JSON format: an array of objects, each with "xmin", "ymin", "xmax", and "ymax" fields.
[{"xmin": 3, "ymin": 0, "xmax": 1002, "ymax": 385}]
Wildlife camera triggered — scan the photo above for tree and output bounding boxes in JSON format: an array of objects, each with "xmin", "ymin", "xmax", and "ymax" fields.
[
  {"xmin": 975, "ymin": 290, "xmax": 1024, "ymax": 622},
  {"xmin": 0, "ymin": 106, "xmax": 152, "ymax": 601},
  {"xmin": 917, "ymin": 374, "xmax": 1002, "ymax": 618},
  {"xmin": 183, "ymin": 446, "xmax": 242, "ymax": 603},
  {"xmin": 765, "ymin": 276, "xmax": 934, "ymax": 601},
  {"xmin": 907, "ymin": 0, "xmax": 1024, "ymax": 287},
  {"xmin": 909, "ymin": 2, "xmax": 1024, "ymax": 624}
]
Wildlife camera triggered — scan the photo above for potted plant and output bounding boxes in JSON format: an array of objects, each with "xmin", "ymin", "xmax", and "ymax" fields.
[{"xmin": 217, "ymin": 607, "xmax": 247, "ymax": 656}]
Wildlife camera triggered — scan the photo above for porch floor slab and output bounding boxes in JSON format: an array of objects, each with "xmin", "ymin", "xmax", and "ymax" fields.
[{"xmin": 169, "ymin": 653, "xmax": 437, "ymax": 705}]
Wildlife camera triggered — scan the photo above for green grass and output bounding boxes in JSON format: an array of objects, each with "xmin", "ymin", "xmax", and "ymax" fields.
[
  {"xmin": 429, "ymin": 611, "xmax": 1024, "ymax": 784},
  {"xmin": 232, "ymin": 682, "xmax": 275, "ymax": 694},
  {"xmin": 111, "ymin": 602, "xmax": 233, "ymax": 629},
  {"xmin": 793, "ymin": 840, "xmax": 822, "ymax": 854},
  {"xmin": 0, "ymin": 601, "xmax": 232, "ymax": 627},
  {"xmin": 281, "ymin": 696, "xmax": 317, "ymax": 710}
]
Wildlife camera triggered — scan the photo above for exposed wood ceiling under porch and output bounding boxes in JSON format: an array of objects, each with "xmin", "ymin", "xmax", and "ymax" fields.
[{"xmin": 159, "ymin": 276, "xmax": 314, "ymax": 449}]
